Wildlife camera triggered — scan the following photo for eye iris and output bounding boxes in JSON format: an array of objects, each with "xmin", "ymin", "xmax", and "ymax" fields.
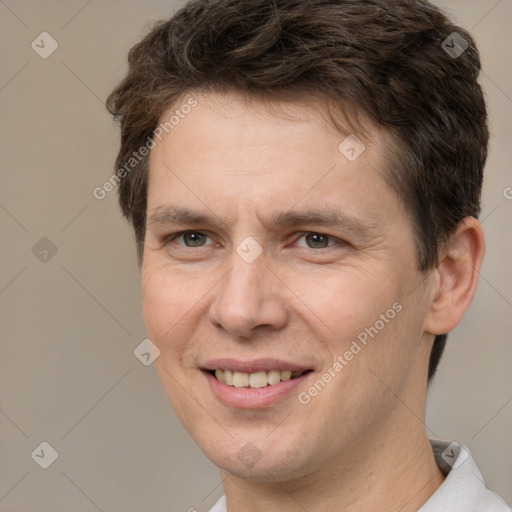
[
  {"xmin": 306, "ymin": 233, "xmax": 329, "ymax": 248},
  {"xmin": 184, "ymin": 232, "xmax": 206, "ymax": 247}
]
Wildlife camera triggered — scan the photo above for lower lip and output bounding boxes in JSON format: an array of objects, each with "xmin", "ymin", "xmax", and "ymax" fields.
[{"xmin": 202, "ymin": 370, "xmax": 312, "ymax": 409}]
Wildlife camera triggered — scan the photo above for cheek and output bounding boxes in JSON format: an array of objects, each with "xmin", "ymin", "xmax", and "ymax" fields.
[
  {"xmin": 141, "ymin": 269, "xmax": 166, "ymax": 339},
  {"xmin": 300, "ymin": 265, "xmax": 423, "ymax": 390},
  {"xmin": 141, "ymin": 293, "xmax": 166, "ymax": 343},
  {"xmin": 292, "ymin": 266, "xmax": 403, "ymax": 342},
  {"xmin": 141, "ymin": 264, "xmax": 213, "ymax": 371},
  {"xmin": 141, "ymin": 266, "xmax": 189, "ymax": 345}
]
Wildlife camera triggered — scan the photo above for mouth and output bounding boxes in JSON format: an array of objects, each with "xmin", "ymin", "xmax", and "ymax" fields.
[
  {"xmin": 205, "ymin": 368, "xmax": 313, "ymax": 389},
  {"xmin": 200, "ymin": 358, "xmax": 315, "ymax": 409}
]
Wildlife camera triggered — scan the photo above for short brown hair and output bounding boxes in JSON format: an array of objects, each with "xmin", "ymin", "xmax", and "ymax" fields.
[{"xmin": 106, "ymin": 0, "xmax": 489, "ymax": 383}]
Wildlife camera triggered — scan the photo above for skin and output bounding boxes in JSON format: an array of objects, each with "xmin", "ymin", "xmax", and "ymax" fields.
[{"xmin": 141, "ymin": 90, "xmax": 485, "ymax": 511}]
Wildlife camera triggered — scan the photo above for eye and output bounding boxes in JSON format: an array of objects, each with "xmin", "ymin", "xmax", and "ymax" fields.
[
  {"xmin": 164, "ymin": 231, "xmax": 344, "ymax": 251},
  {"xmin": 294, "ymin": 232, "xmax": 342, "ymax": 249},
  {"xmin": 168, "ymin": 231, "xmax": 213, "ymax": 247}
]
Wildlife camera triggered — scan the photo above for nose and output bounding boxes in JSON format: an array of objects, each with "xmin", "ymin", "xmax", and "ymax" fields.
[{"xmin": 208, "ymin": 250, "xmax": 289, "ymax": 339}]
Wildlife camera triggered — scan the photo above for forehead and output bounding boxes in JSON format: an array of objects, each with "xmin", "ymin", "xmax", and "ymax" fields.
[
  {"xmin": 150, "ymin": 90, "xmax": 380, "ymax": 170},
  {"xmin": 146, "ymin": 91, "xmax": 406, "ymax": 230}
]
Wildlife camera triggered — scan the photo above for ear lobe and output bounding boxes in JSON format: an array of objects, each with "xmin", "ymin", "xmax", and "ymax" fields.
[{"xmin": 424, "ymin": 217, "xmax": 485, "ymax": 335}]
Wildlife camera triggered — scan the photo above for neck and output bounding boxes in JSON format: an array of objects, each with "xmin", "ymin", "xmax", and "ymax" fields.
[{"xmin": 220, "ymin": 420, "xmax": 445, "ymax": 512}]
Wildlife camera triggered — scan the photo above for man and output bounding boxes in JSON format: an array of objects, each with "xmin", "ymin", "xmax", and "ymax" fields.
[{"xmin": 106, "ymin": 0, "xmax": 511, "ymax": 510}]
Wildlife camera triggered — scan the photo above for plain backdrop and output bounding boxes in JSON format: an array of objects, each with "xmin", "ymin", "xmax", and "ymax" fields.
[{"xmin": 0, "ymin": 1, "xmax": 511, "ymax": 510}]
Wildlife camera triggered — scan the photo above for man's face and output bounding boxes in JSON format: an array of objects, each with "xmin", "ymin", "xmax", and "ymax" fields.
[{"xmin": 141, "ymin": 91, "xmax": 435, "ymax": 480}]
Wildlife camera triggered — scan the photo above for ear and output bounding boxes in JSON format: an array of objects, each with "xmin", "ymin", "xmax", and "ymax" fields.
[{"xmin": 423, "ymin": 217, "xmax": 485, "ymax": 335}]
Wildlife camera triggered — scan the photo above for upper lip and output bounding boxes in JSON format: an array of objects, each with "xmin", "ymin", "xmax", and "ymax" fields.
[{"xmin": 202, "ymin": 358, "xmax": 313, "ymax": 373}]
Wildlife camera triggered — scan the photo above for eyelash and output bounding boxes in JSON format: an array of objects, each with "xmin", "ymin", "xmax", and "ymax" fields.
[{"xmin": 165, "ymin": 230, "xmax": 344, "ymax": 250}]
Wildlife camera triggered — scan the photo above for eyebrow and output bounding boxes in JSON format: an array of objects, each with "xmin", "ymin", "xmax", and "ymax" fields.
[{"xmin": 147, "ymin": 205, "xmax": 380, "ymax": 238}]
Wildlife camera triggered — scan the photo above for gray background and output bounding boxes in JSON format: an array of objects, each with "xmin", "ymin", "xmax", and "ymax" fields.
[{"xmin": 0, "ymin": 0, "xmax": 510, "ymax": 510}]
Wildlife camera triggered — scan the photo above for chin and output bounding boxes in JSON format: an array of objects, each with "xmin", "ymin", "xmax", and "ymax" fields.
[{"xmin": 197, "ymin": 435, "xmax": 317, "ymax": 483}]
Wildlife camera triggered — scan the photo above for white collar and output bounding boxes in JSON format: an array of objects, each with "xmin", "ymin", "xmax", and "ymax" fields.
[{"xmin": 419, "ymin": 440, "xmax": 510, "ymax": 511}]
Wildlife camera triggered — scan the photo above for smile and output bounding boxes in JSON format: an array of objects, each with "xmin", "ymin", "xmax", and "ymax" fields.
[
  {"xmin": 210, "ymin": 369, "xmax": 309, "ymax": 388},
  {"xmin": 200, "ymin": 359, "xmax": 315, "ymax": 408}
]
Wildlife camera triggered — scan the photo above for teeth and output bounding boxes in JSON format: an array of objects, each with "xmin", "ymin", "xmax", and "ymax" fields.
[
  {"xmin": 212, "ymin": 369, "xmax": 306, "ymax": 388},
  {"xmin": 249, "ymin": 371, "xmax": 268, "ymax": 388},
  {"xmin": 215, "ymin": 369, "xmax": 225, "ymax": 384},
  {"xmin": 233, "ymin": 372, "xmax": 249, "ymax": 388},
  {"xmin": 268, "ymin": 370, "xmax": 281, "ymax": 385},
  {"xmin": 281, "ymin": 370, "xmax": 292, "ymax": 381},
  {"xmin": 224, "ymin": 370, "xmax": 234, "ymax": 386}
]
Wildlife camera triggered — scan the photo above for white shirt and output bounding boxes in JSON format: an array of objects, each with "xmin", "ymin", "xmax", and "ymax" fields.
[{"xmin": 208, "ymin": 440, "xmax": 511, "ymax": 511}]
